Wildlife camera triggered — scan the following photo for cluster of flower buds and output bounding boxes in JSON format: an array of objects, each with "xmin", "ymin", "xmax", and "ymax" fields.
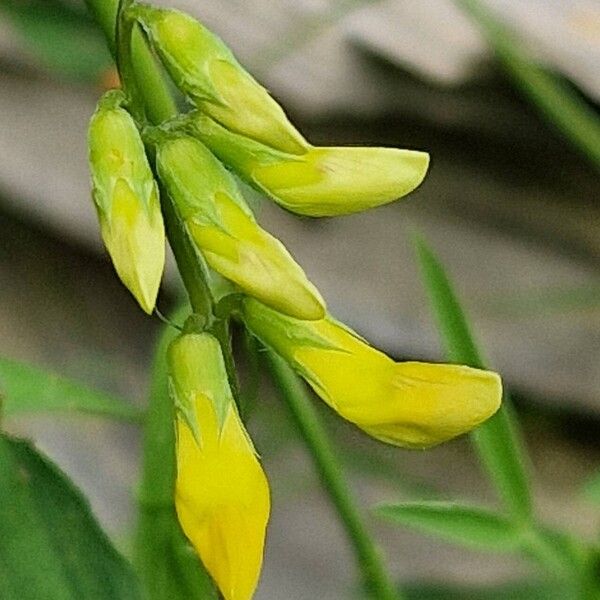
[{"xmin": 87, "ymin": 5, "xmax": 502, "ymax": 599}]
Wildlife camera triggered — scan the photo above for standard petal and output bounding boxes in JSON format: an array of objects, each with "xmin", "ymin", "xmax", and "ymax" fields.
[
  {"xmin": 253, "ymin": 146, "xmax": 430, "ymax": 216},
  {"xmin": 176, "ymin": 401, "xmax": 270, "ymax": 600}
]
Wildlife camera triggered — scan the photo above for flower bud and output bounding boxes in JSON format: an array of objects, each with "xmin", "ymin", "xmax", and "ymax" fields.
[
  {"xmin": 190, "ymin": 113, "xmax": 430, "ymax": 217},
  {"xmin": 133, "ymin": 4, "xmax": 307, "ymax": 155},
  {"xmin": 88, "ymin": 91, "xmax": 164, "ymax": 313},
  {"xmin": 156, "ymin": 135, "xmax": 325, "ymax": 320},
  {"xmin": 242, "ymin": 298, "xmax": 502, "ymax": 449},
  {"xmin": 168, "ymin": 332, "xmax": 270, "ymax": 600}
]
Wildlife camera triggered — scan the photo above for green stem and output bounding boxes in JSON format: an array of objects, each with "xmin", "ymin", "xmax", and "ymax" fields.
[
  {"xmin": 266, "ymin": 352, "xmax": 402, "ymax": 600},
  {"xmin": 159, "ymin": 187, "xmax": 215, "ymax": 319},
  {"xmin": 211, "ymin": 318, "xmax": 242, "ymax": 411},
  {"xmin": 84, "ymin": 0, "xmax": 176, "ymax": 123},
  {"xmin": 115, "ymin": 0, "xmax": 144, "ymax": 120}
]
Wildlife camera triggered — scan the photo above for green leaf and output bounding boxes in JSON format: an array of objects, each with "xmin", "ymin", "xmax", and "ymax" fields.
[
  {"xmin": 581, "ymin": 469, "xmax": 600, "ymax": 506},
  {"xmin": 0, "ymin": 356, "xmax": 142, "ymax": 421},
  {"xmin": 414, "ymin": 236, "xmax": 532, "ymax": 523},
  {"xmin": 2, "ymin": 0, "xmax": 112, "ymax": 81},
  {"xmin": 134, "ymin": 304, "xmax": 217, "ymax": 600},
  {"xmin": 0, "ymin": 432, "xmax": 141, "ymax": 599},
  {"xmin": 376, "ymin": 501, "xmax": 520, "ymax": 552},
  {"xmin": 455, "ymin": 0, "xmax": 600, "ymax": 170},
  {"xmin": 403, "ymin": 580, "xmax": 578, "ymax": 600}
]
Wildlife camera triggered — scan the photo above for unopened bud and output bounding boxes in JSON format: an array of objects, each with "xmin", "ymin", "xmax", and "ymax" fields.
[
  {"xmin": 88, "ymin": 91, "xmax": 164, "ymax": 313},
  {"xmin": 168, "ymin": 332, "xmax": 270, "ymax": 600},
  {"xmin": 133, "ymin": 4, "xmax": 307, "ymax": 155},
  {"xmin": 156, "ymin": 135, "xmax": 325, "ymax": 320}
]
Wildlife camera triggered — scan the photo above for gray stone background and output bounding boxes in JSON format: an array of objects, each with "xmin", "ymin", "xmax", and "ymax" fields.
[{"xmin": 0, "ymin": 0, "xmax": 599, "ymax": 597}]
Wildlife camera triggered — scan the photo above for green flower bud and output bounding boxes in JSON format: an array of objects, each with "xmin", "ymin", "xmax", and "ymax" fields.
[
  {"xmin": 156, "ymin": 135, "xmax": 325, "ymax": 320},
  {"xmin": 190, "ymin": 113, "xmax": 430, "ymax": 217},
  {"xmin": 133, "ymin": 4, "xmax": 307, "ymax": 155},
  {"xmin": 88, "ymin": 91, "xmax": 165, "ymax": 313},
  {"xmin": 167, "ymin": 332, "xmax": 270, "ymax": 600}
]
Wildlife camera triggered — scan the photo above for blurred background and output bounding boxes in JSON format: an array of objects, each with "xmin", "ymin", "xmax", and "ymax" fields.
[{"xmin": 0, "ymin": 0, "xmax": 599, "ymax": 597}]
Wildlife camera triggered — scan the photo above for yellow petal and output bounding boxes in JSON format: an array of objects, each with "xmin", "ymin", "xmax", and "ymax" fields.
[
  {"xmin": 187, "ymin": 192, "xmax": 325, "ymax": 320},
  {"xmin": 169, "ymin": 333, "xmax": 270, "ymax": 600},
  {"xmin": 253, "ymin": 146, "xmax": 430, "ymax": 216},
  {"xmin": 176, "ymin": 401, "xmax": 270, "ymax": 600},
  {"xmin": 100, "ymin": 178, "xmax": 164, "ymax": 314},
  {"xmin": 243, "ymin": 298, "xmax": 502, "ymax": 448},
  {"xmin": 189, "ymin": 114, "xmax": 429, "ymax": 217}
]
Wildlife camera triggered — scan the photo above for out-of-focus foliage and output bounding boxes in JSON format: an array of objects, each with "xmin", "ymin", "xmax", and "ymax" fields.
[
  {"xmin": 1, "ymin": 0, "xmax": 111, "ymax": 81},
  {"xmin": 457, "ymin": 0, "xmax": 600, "ymax": 170},
  {"xmin": 0, "ymin": 433, "xmax": 141, "ymax": 599},
  {"xmin": 0, "ymin": 356, "xmax": 141, "ymax": 420}
]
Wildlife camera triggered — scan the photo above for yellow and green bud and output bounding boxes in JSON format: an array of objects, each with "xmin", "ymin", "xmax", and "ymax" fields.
[
  {"xmin": 88, "ymin": 91, "xmax": 164, "ymax": 313},
  {"xmin": 190, "ymin": 113, "xmax": 430, "ymax": 217},
  {"xmin": 156, "ymin": 135, "xmax": 325, "ymax": 320},
  {"xmin": 133, "ymin": 4, "xmax": 307, "ymax": 155},
  {"xmin": 242, "ymin": 298, "xmax": 502, "ymax": 449},
  {"xmin": 168, "ymin": 332, "xmax": 270, "ymax": 600}
]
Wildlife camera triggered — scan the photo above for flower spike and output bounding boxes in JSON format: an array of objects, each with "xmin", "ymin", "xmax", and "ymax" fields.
[
  {"xmin": 242, "ymin": 298, "xmax": 502, "ymax": 449},
  {"xmin": 156, "ymin": 135, "xmax": 325, "ymax": 320},
  {"xmin": 168, "ymin": 332, "xmax": 270, "ymax": 600}
]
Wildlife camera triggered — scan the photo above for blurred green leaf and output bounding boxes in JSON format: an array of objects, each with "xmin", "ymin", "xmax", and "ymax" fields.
[
  {"xmin": 0, "ymin": 356, "xmax": 142, "ymax": 421},
  {"xmin": 135, "ymin": 305, "xmax": 217, "ymax": 600},
  {"xmin": 376, "ymin": 501, "xmax": 520, "ymax": 552},
  {"xmin": 581, "ymin": 470, "xmax": 600, "ymax": 505},
  {"xmin": 2, "ymin": 0, "xmax": 112, "ymax": 81},
  {"xmin": 456, "ymin": 0, "xmax": 600, "ymax": 170},
  {"xmin": 414, "ymin": 235, "xmax": 532, "ymax": 523},
  {"xmin": 403, "ymin": 580, "xmax": 577, "ymax": 600},
  {"xmin": 484, "ymin": 284, "xmax": 600, "ymax": 317},
  {"xmin": 0, "ymin": 432, "xmax": 141, "ymax": 599}
]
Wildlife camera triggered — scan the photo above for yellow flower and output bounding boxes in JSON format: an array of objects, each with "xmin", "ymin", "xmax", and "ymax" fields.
[
  {"xmin": 190, "ymin": 113, "xmax": 429, "ymax": 217},
  {"xmin": 133, "ymin": 5, "xmax": 307, "ymax": 155},
  {"xmin": 242, "ymin": 298, "xmax": 502, "ymax": 448},
  {"xmin": 156, "ymin": 135, "xmax": 325, "ymax": 320},
  {"xmin": 168, "ymin": 332, "xmax": 270, "ymax": 600},
  {"xmin": 88, "ymin": 91, "xmax": 164, "ymax": 313}
]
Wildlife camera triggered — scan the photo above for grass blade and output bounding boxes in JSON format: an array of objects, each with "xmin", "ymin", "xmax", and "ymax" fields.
[
  {"xmin": 456, "ymin": 0, "xmax": 600, "ymax": 170},
  {"xmin": 414, "ymin": 235, "xmax": 532, "ymax": 523},
  {"xmin": 0, "ymin": 357, "xmax": 141, "ymax": 422},
  {"xmin": 377, "ymin": 501, "xmax": 519, "ymax": 552}
]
